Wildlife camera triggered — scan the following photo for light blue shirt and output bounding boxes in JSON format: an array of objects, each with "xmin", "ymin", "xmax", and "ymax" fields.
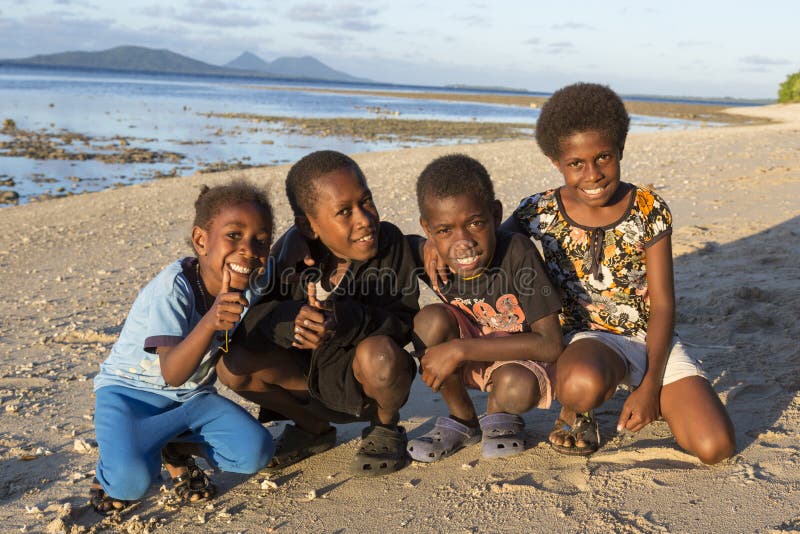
[{"xmin": 94, "ymin": 259, "xmax": 252, "ymax": 401}]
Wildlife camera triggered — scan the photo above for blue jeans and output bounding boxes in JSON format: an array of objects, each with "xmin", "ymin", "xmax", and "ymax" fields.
[{"xmin": 94, "ymin": 386, "xmax": 273, "ymax": 500}]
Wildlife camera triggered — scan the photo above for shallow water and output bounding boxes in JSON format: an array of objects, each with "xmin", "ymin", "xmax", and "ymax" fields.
[{"xmin": 0, "ymin": 67, "xmax": 704, "ymax": 206}]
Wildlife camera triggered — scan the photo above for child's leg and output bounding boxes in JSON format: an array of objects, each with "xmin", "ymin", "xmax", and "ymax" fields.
[
  {"xmin": 176, "ymin": 391, "xmax": 274, "ymax": 474},
  {"xmin": 550, "ymin": 338, "xmax": 627, "ymax": 451},
  {"xmin": 412, "ymin": 303, "xmax": 478, "ymax": 426},
  {"xmin": 659, "ymin": 376, "xmax": 736, "ymax": 464},
  {"xmin": 352, "ymin": 335, "xmax": 413, "ymax": 426},
  {"xmin": 94, "ymin": 386, "xmax": 187, "ymax": 501},
  {"xmin": 486, "ymin": 363, "xmax": 543, "ymax": 415},
  {"xmin": 216, "ymin": 344, "xmax": 331, "ymax": 434}
]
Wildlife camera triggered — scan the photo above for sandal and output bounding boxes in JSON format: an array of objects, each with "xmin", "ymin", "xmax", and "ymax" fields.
[
  {"xmin": 266, "ymin": 424, "xmax": 337, "ymax": 469},
  {"xmin": 161, "ymin": 445, "xmax": 217, "ymax": 503},
  {"xmin": 351, "ymin": 425, "xmax": 408, "ymax": 476},
  {"xmin": 89, "ymin": 478, "xmax": 133, "ymax": 516},
  {"xmin": 479, "ymin": 413, "xmax": 526, "ymax": 459},
  {"xmin": 549, "ymin": 411, "xmax": 600, "ymax": 456},
  {"xmin": 407, "ymin": 416, "xmax": 481, "ymax": 463}
]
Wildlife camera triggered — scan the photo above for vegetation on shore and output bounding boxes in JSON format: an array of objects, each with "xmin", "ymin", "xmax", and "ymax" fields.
[{"xmin": 778, "ymin": 71, "xmax": 800, "ymax": 103}]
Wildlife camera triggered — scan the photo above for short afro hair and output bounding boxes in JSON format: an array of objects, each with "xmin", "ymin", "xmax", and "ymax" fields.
[
  {"xmin": 285, "ymin": 150, "xmax": 366, "ymax": 217},
  {"xmin": 416, "ymin": 154, "xmax": 495, "ymax": 219},
  {"xmin": 191, "ymin": 180, "xmax": 274, "ymax": 246},
  {"xmin": 535, "ymin": 82, "xmax": 630, "ymax": 159}
]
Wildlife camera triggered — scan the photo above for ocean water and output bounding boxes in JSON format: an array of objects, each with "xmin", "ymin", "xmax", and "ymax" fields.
[{"xmin": 0, "ymin": 66, "xmax": 717, "ymax": 206}]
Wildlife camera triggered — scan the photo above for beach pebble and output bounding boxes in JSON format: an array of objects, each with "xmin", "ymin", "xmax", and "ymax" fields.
[
  {"xmin": 303, "ymin": 489, "xmax": 317, "ymax": 501},
  {"xmin": 73, "ymin": 438, "xmax": 97, "ymax": 454},
  {"xmin": 260, "ymin": 479, "xmax": 278, "ymax": 490}
]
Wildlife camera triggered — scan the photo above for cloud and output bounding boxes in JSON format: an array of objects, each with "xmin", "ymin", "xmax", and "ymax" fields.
[
  {"xmin": 740, "ymin": 55, "xmax": 791, "ymax": 66},
  {"xmin": 547, "ymin": 41, "xmax": 575, "ymax": 54},
  {"xmin": 550, "ymin": 22, "xmax": 596, "ymax": 31},
  {"xmin": 524, "ymin": 37, "xmax": 541, "ymax": 45},
  {"xmin": 174, "ymin": 10, "xmax": 264, "ymax": 28},
  {"xmin": 454, "ymin": 14, "xmax": 485, "ymax": 26},
  {"xmin": 677, "ymin": 41, "xmax": 710, "ymax": 47},
  {"xmin": 296, "ymin": 31, "xmax": 355, "ymax": 48},
  {"xmin": 286, "ymin": 2, "xmax": 381, "ymax": 31}
]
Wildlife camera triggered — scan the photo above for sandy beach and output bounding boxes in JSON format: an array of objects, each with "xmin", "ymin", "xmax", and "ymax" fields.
[{"xmin": 1, "ymin": 102, "xmax": 799, "ymax": 533}]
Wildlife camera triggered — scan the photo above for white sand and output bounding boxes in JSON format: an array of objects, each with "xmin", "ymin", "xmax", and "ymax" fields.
[{"xmin": 1, "ymin": 104, "xmax": 799, "ymax": 533}]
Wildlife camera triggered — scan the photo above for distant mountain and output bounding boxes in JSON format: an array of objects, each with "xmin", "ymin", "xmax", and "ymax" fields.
[
  {"xmin": 225, "ymin": 51, "xmax": 368, "ymax": 84},
  {"xmin": 225, "ymin": 51, "xmax": 271, "ymax": 72},
  {"xmin": 1, "ymin": 45, "xmax": 371, "ymax": 83}
]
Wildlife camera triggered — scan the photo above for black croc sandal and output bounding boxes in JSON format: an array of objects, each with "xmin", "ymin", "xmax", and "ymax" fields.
[
  {"xmin": 162, "ymin": 445, "xmax": 217, "ymax": 503},
  {"xmin": 89, "ymin": 478, "xmax": 133, "ymax": 516},
  {"xmin": 350, "ymin": 425, "xmax": 408, "ymax": 477},
  {"xmin": 266, "ymin": 424, "xmax": 337, "ymax": 469}
]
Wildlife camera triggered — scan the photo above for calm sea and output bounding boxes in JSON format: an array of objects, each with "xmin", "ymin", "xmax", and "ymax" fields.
[{"xmin": 0, "ymin": 66, "xmax": 730, "ymax": 206}]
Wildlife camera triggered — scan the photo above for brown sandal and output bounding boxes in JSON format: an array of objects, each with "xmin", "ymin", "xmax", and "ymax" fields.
[
  {"xmin": 162, "ymin": 445, "xmax": 217, "ymax": 503},
  {"xmin": 89, "ymin": 478, "xmax": 133, "ymax": 516}
]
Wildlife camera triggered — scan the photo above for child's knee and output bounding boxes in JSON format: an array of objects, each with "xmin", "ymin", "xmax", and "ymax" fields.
[
  {"xmin": 555, "ymin": 361, "xmax": 611, "ymax": 410},
  {"xmin": 693, "ymin": 429, "xmax": 736, "ymax": 465},
  {"xmin": 218, "ymin": 429, "xmax": 275, "ymax": 474},
  {"xmin": 97, "ymin": 458, "xmax": 155, "ymax": 500},
  {"xmin": 414, "ymin": 304, "xmax": 458, "ymax": 340},
  {"xmin": 490, "ymin": 365, "xmax": 541, "ymax": 414},
  {"xmin": 354, "ymin": 336, "xmax": 410, "ymax": 388}
]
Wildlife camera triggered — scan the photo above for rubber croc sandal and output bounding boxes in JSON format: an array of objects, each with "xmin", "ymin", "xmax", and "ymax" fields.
[
  {"xmin": 479, "ymin": 413, "xmax": 526, "ymax": 459},
  {"xmin": 549, "ymin": 411, "xmax": 600, "ymax": 457},
  {"xmin": 407, "ymin": 416, "xmax": 481, "ymax": 463},
  {"xmin": 89, "ymin": 478, "xmax": 134, "ymax": 516},
  {"xmin": 350, "ymin": 425, "xmax": 408, "ymax": 476},
  {"xmin": 266, "ymin": 424, "xmax": 337, "ymax": 470},
  {"xmin": 161, "ymin": 445, "xmax": 217, "ymax": 503}
]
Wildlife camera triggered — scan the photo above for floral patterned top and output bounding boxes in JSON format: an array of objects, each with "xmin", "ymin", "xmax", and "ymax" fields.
[{"xmin": 513, "ymin": 185, "xmax": 672, "ymax": 337}]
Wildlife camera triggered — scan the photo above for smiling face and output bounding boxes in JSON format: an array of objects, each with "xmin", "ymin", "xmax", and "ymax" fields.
[
  {"xmin": 551, "ymin": 129, "xmax": 624, "ymax": 209},
  {"xmin": 303, "ymin": 166, "xmax": 380, "ymax": 262},
  {"xmin": 192, "ymin": 201, "xmax": 271, "ymax": 295},
  {"xmin": 421, "ymin": 193, "xmax": 501, "ymax": 279}
]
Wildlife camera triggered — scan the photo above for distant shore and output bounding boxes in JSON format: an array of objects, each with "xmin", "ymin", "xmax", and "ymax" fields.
[{"xmin": 249, "ymin": 85, "xmax": 773, "ymax": 126}]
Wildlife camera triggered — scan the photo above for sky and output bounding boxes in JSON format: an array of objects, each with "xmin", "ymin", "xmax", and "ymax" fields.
[{"xmin": 0, "ymin": 0, "xmax": 797, "ymax": 99}]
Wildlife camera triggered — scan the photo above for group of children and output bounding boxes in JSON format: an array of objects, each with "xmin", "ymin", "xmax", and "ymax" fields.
[{"xmin": 90, "ymin": 83, "xmax": 736, "ymax": 514}]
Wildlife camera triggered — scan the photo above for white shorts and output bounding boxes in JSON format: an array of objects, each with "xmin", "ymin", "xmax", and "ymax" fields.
[{"xmin": 566, "ymin": 331, "xmax": 707, "ymax": 387}]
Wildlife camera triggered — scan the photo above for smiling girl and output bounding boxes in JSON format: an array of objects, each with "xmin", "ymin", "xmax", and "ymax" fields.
[{"xmin": 90, "ymin": 181, "xmax": 274, "ymax": 515}]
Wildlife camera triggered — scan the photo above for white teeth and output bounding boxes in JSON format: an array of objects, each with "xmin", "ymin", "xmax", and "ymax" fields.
[
  {"xmin": 583, "ymin": 187, "xmax": 603, "ymax": 195},
  {"xmin": 228, "ymin": 263, "xmax": 251, "ymax": 274},
  {"xmin": 356, "ymin": 234, "xmax": 373, "ymax": 242},
  {"xmin": 456, "ymin": 255, "xmax": 478, "ymax": 265}
]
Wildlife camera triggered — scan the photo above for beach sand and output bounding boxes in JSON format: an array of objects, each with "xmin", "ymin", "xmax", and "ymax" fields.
[{"xmin": 0, "ymin": 103, "xmax": 799, "ymax": 533}]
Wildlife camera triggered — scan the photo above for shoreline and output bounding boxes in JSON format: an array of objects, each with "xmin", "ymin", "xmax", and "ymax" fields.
[
  {"xmin": 0, "ymin": 103, "xmax": 799, "ymax": 532},
  {"xmin": 248, "ymin": 84, "xmax": 774, "ymax": 126}
]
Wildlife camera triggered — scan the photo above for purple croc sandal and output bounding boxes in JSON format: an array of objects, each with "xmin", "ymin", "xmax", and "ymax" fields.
[
  {"xmin": 407, "ymin": 416, "xmax": 481, "ymax": 463},
  {"xmin": 479, "ymin": 413, "xmax": 526, "ymax": 459}
]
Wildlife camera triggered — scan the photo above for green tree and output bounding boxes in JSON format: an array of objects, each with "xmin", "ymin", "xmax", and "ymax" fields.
[{"xmin": 778, "ymin": 71, "xmax": 800, "ymax": 103}]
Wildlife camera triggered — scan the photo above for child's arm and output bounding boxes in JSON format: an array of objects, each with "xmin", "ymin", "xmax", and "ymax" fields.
[
  {"xmin": 616, "ymin": 235, "xmax": 675, "ymax": 432},
  {"xmin": 420, "ymin": 313, "xmax": 562, "ymax": 392},
  {"xmin": 159, "ymin": 270, "xmax": 248, "ymax": 386}
]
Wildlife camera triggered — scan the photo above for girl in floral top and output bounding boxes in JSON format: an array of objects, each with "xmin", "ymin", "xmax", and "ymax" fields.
[{"xmin": 507, "ymin": 83, "xmax": 735, "ymax": 463}]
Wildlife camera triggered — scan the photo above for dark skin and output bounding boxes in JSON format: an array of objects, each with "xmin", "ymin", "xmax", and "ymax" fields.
[
  {"xmin": 418, "ymin": 193, "xmax": 562, "ymax": 425},
  {"xmin": 490, "ymin": 129, "xmax": 735, "ymax": 463},
  {"xmin": 159, "ymin": 200, "xmax": 270, "ymax": 492},
  {"xmin": 218, "ymin": 167, "xmax": 412, "ymax": 431}
]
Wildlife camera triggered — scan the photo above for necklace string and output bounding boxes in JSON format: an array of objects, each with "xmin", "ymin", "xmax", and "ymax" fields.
[{"xmin": 195, "ymin": 262, "xmax": 230, "ymax": 353}]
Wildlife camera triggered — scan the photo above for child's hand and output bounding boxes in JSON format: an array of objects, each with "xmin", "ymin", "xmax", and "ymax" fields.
[
  {"xmin": 208, "ymin": 269, "xmax": 249, "ymax": 331},
  {"xmin": 419, "ymin": 340, "xmax": 464, "ymax": 392},
  {"xmin": 422, "ymin": 239, "xmax": 449, "ymax": 292},
  {"xmin": 616, "ymin": 381, "xmax": 661, "ymax": 433},
  {"xmin": 292, "ymin": 305, "xmax": 336, "ymax": 350}
]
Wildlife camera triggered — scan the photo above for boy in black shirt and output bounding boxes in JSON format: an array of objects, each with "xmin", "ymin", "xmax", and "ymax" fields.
[
  {"xmin": 216, "ymin": 151, "xmax": 419, "ymax": 476},
  {"xmin": 407, "ymin": 154, "xmax": 563, "ymax": 461}
]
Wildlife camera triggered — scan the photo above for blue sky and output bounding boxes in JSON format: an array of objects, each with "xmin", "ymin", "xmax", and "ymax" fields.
[{"xmin": 0, "ymin": 0, "xmax": 797, "ymax": 99}]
